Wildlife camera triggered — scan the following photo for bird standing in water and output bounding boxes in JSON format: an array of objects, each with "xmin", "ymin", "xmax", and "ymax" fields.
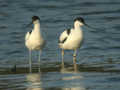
[
  {"xmin": 59, "ymin": 17, "xmax": 92, "ymax": 64},
  {"xmin": 25, "ymin": 16, "xmax": 45, "ymax": 72}
]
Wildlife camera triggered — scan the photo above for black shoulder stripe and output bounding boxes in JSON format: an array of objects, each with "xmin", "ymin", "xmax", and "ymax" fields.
[
  {"xmin": 59, "ymin": 37, "xmax": 67, "ymax": 44},
  {"xmin": 29, "ymin": 30, "xmax": 32, "ymax": 34},
  {"xmin": 61, "ymin": 37, "xmax": 67, "ymax": 43},
  {"xmin": 67, "ymin": 29, "xmax": 71, "ymax": 35}
]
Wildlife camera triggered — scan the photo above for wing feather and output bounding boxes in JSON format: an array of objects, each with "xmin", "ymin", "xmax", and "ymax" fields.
[
  {"xmin": 25, "ymin": 32, "xmax": 30, "ymax": 41},
  {"xmin": 59, "ymin": 29, "xmax": 72, "ymax": 43}
]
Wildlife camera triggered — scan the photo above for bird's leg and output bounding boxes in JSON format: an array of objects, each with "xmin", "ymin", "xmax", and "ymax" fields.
[
  {"xmin": 73, "ymin": 49, "xmax": 77, "ymax": 64},
  {"xmin": 61, "ymin": 49, "xmax": 64, "ymax": 66},
  {"xmin": 29, "ymin": 50, "xmax": 32, "ymax": 73},
  {"xmin": 73, "ymin": 61, "xmax": 78, "ymax": 72},
  {"xmin": 38, "ymin": 50, "xmax": 41, "ymax": 72},
  {"xmin": 61, "ymin": 59, "xmax": 65, "ymax": 70}
]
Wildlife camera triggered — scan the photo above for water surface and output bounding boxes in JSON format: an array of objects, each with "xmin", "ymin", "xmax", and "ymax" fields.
[{"xmin": 0, "ymin": 0, "xmax": 120, "ymax": 90}]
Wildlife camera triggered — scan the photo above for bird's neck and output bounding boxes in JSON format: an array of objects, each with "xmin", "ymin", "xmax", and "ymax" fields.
[
  {"xmin": 33, "ymin": 22, "xmax": 41, "ymax": 32},
  {"xmin": 74, "ymin": 21, "xmax": 83, "ymax": 31},
  {"xmin": 74, "ymin": 25, "xmax": 82, "ymax": 31}
]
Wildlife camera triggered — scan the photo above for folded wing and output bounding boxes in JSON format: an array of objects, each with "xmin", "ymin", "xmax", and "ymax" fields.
[{"xmin": 59, "ymin": 29, "xmax": 71, "ymax": 44}]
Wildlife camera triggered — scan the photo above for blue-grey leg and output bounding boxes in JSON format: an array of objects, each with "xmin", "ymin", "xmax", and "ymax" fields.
[
  {"xmin": 73, "ymin": 60, "xmax": 78, "ymax": 72},
  {"xmin": 61, "ymin": 49, "xmax": 64, "ymax": 66},
  {"xmin": 73, "ymin": 49, "xmax": 77, "ymax": 64},
  {"xmin": 38, "ymin": 50, "xmax": 41, "ymax": 72},
  {"xmin": 29, "ymin": 50, "xmax": 32, "ymax": 73}
]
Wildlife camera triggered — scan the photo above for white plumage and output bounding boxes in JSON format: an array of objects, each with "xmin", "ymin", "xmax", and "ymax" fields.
[
  {"xmin": 25, "ymin": 16, "xmax": 45, "ymax": 72},
  {"xmin": 59, "ymin": 28, "xmax": 83, "ymax": 49},
  {"xmin": 59, "ymin": 17, "xmax": 85, "ymax": 64}
]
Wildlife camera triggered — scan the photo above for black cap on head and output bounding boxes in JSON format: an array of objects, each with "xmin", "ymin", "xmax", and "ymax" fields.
[
  {"xmin": 32, "ymin": 16, "xmax": 40, "ymax": 22},
  {"xmin": 74, "ymin": 17, "xmax": 85, "ymax": 24},
  {"xmin": 25, "ymin": 16, "xmax": 40, "ymax": 27}
]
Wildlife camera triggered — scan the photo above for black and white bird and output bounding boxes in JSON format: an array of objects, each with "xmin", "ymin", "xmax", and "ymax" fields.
[
  {"xmin": 59, "ymin": 17, "xmax": 92, "ymax": 64},
  {"xmin": 25, "ymin": 16, "xmax": 45, "ymax": 72}
]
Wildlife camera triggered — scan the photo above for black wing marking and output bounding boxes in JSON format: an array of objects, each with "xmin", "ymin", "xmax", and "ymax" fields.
[
  {"xmin": 58, "ymin": 29, "xmax": 70, "ymax": 44},
  {"xmin": 29, "ymin": 30, "xmax": 32, "ymax": 34},
  {"xmin": 67, "ymin": 29, "xmax": 71, "ymax": 35},
  {"xmin": 59, "ymin": 37, "xmax": 67, "ymax": 44}
]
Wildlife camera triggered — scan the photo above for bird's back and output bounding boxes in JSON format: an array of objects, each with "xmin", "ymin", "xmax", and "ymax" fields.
[
  {"xmin": 59, "ymin": 29, "xmax": 70, "ymax": 43},
  {"xmin": 25, "ymin": 29, "xmax": 45, "ymax": 50},
  {"xmin": 59, "ymin": 28, "xmax": 83, "ymax": 49}
]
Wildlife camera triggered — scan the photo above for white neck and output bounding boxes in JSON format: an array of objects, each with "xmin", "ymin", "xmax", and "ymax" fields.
[
  {"xmin": 33, "ymin": 20, "xmax": 41, "ymax": 32},
  {"xmin": 74, "ymin": 21, "xmax": 84, "ymax": 30},
  {"xmin": 74, "ymin": 22, "xmax": 80, "ymax": 30},
  {"xmin": 74, "ymin": 21, "xmax": 83, "ymax": 31}
]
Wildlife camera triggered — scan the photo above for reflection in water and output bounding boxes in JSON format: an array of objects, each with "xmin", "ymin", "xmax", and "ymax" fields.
[
  {"xmin": 61, "ymin": 56, "xmax": 79, "ymax": 73},
  {"xmin": 27, "ymin": 88, "xmax": 43, "ymax": 90},
  {"xmin": 61, "ymin": 62, "xmax": 85, "ymax": 90},
  {"xmin": 62, "ymin": 88, "xmax": 85, "ymax": 90},
  {"xmin": 25, "ymin": 62, "xmax": 85, "ymax": 90},
  {"xmin": 26, "ymin": 73, "xmax": 43, "ymax": 90}
]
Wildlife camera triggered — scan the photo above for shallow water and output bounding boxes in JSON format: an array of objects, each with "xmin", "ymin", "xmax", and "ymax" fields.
[{"xmin": 0, "ymin": 0, "xmax": 120, "ymax": 90}]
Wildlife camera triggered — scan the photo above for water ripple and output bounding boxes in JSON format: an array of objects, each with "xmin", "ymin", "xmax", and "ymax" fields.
[{"xmin": 0, "ymin": 0, "xmax": 120, "ymax": 89}]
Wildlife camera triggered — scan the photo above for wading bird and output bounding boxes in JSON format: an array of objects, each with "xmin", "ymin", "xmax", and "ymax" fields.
[
  {"xmin": 59, "ymin": 17, "xmax": 93, "ymax": 64},
  {"xmin": 25, "ymin": 16, "xmax": 45, "ymax": 72}
]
